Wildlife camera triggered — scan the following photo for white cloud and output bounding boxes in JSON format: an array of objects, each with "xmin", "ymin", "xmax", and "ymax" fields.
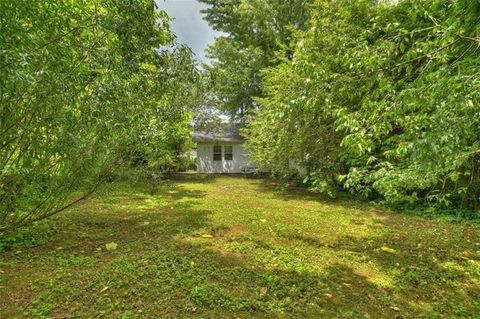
[{"xmin": 156, "ymin": 0, "xmax": 223, "ymax": 62}]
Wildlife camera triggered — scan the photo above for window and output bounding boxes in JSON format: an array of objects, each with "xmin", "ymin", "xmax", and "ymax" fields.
[
  {"xmin": 224, "ymin": 145, "xmax": 233, "ymax": 161},
  {"xmin": 213, "ymin": 145, "xmax": 222, "ymax": 161}
]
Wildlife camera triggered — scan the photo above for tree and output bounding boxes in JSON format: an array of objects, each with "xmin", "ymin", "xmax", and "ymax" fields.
[
  {"xmin": 0, "ymin": 0, "xmax": 197, "ymax": 231},
  {"xmin": 200, "ymin": 0, "xmax": 315, "ymax": 116},
  {"xmin": 244, "ymin": 0, "xmax": 480, "ymax": 209}
]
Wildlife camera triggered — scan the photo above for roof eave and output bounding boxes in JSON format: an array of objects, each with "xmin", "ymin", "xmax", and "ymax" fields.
[{"xmin": 194, "ymin": 138, "xmax": 245, "ymax": 143}]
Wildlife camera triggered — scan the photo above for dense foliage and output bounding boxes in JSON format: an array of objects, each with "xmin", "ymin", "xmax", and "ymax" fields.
[
  {"xmin": 0, "ymin": 0, "xmax": 196, "ymax": 230},
  {"xmin": 200, "ymin": 0, "xmax": 315, "ymax": 116},
  {"xmin": 204, "ymin": 0, "xmax": 480, "ymax": 210}
]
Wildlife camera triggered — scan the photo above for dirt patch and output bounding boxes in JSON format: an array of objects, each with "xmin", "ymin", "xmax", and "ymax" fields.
[
  {"xmin": 0, "ymin": 264, "xmax": 44, "ymax": 316},
  {"xmin": 207, "ymin": 248, "xmax": 245, "ymax": 268},
  {"xmin": 350, "ymin": 218, "xmax": 366, "ymax": 225},
  {"xmin": 213, "ymin": 225, "xmax": 248, "ymax": 239}
]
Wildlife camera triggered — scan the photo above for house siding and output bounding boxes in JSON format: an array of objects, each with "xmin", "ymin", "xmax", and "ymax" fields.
[{"xmin": 196, "ymin": 142, "xmax": 251, "ymax": 173}]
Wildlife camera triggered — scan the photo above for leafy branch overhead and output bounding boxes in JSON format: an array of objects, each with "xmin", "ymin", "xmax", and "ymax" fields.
[
  {"xmin": 1, "ymin": 0, "xmax": 479, "ymax": 233},
  {"xmin": 0, "ymin": 0, "xmax": 199, "ymax": 231},
  {"xmin": 203, "ymin": 0, "xmax": 480, "ymax": 210}
]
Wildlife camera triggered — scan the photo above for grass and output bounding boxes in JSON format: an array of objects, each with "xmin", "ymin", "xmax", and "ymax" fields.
[{"xmin": 1, "ymin": 175, "xmax": 480, "ymax": 318}]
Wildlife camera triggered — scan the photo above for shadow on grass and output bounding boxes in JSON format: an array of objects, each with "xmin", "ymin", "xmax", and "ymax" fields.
[
  {"xmin": 2, "ymin": 176, "xmax": 480, "ymax": 318},
  {"xmin": 332, "ymin": 230, "xmax": 480, "ymax": 311},
  {"xmin": 75, "ymin": 182, "xmax": 215, "ymax": 240},
  {"xmin": 13, "ymin": 235, "xmax": 475, "ymax": 318},
  {"xmin": 142, "ymin": 243, "xmax": 404, "ymax": 318},
  {"xmin": 0, "ymin": 181, "xmax": 212, "ymax": 253},
  {"xmin": 169, "ymin": 228, "xmax": 480, "ymax": 318},
  {"xmin": 253, "ymin": 177, "xmax": 370, "ymax": 208},
  {"xmin": 170, "ymin": 173, "xmax": 218, "ymax": 184}
]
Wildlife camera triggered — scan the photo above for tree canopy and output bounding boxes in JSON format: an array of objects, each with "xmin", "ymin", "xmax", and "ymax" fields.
[
  {"xmin": 0, "ymin": 0, "xmax": 198, "ymax": 230},
  {"xmin": 204, "ymin": 0, "xmax": 480, "ymax": 210},
  {"xmin": 2, "ymin": 0, "xmax": 479, "ymax": 232},
  {"xmin": 200, "ymin": 0, "xmax": 316, "ymax": 116}
]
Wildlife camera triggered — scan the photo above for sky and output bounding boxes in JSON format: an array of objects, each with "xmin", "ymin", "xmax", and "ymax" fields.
[{"xmin": 156, "ymin": 0, "xmax": 222, "ymax": 62}]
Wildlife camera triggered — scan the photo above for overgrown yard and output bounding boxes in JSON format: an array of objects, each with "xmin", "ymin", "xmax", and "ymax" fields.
[{"xmin": 1, "ymin": 175, "xmax": 479, "ymax": 318}]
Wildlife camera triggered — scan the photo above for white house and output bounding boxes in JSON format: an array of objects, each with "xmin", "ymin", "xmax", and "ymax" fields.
[{"xmin": 193, "ymin": 126, "xmax": 254, "ymax": 174}]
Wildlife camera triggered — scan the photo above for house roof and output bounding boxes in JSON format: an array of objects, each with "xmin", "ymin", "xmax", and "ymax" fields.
[{"xmin": 193, "ymin": 125, "xmax": 245, "ymax": 143}]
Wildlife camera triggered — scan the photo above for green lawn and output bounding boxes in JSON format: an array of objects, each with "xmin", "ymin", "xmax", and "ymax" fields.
[{"xmin": 1, "ymin": 175, "xmax": 479, "ymax": 318}]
